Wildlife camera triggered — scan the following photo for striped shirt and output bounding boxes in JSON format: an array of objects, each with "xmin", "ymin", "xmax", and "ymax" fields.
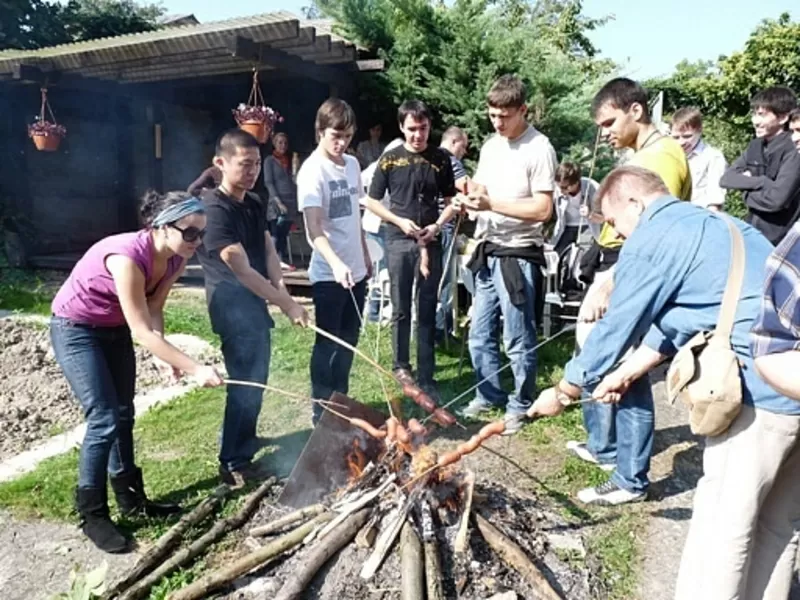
[{"xmin": 751, "ymin": 222, "xmax": 800, "ymax": 357}]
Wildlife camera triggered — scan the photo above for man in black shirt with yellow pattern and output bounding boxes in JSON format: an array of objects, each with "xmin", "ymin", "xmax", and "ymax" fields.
[{"xmin": 366, "ymin": 100, "xmax": 457, "ymax": 398}]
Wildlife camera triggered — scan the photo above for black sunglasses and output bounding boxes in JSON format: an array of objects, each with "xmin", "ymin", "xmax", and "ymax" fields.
[{"xmin": 169, "ymin": 223, "xmax": 206, "ymax": 243}]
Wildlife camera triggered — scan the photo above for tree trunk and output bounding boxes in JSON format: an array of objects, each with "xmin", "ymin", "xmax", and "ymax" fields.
[
  {"xmin": 424, "ymin": 538, "xmax": 444, "ymax": 600},
  {"xmin": 400, "ymin": 521, "xmax": 424, "ymax": 600},
  {"xmin": 169, "ymin": 512, "xmax": 332, "ymax": 600},
  {"xmin": 274, "ymin": 507, "xmax": 372, "ymax": 600},
  {"xmin": 474, "ymin": 513, "xmax": 563, "ymax": 600},
  {"xmin": 119, "ymin": 477, "xmax": 276, "ymax": 600},
  {"xmin": 103, "ymin": 485, "xmax": 229, "ymax": 599}
]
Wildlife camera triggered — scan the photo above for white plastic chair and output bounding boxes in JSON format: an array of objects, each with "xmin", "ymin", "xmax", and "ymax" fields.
[{"xmin": 364, "ymin": 237, "xmax": 391, "ymax": 347}]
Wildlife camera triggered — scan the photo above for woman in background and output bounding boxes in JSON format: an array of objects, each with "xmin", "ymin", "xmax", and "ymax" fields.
[
  {"xmin": 263, "ymin": 132, "xmax": 299, "ymax": 270},
  {"xmin": 50, "ymin": 191, "xmax": 222, "ymax": 554}
]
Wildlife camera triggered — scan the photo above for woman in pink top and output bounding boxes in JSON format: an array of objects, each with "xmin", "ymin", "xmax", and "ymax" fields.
[{"xmin": 50, "ymin": 190, "xmax": 223, "ymax": 554}]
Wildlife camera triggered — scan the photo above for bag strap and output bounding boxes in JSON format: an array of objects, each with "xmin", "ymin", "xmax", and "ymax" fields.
[{"xmin": 715, "ymin": 214, "xmax": 746, "ymax": 340}]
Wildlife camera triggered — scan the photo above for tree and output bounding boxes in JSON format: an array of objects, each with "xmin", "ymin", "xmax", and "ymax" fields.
[
  {"xmin": 0, "ymin": 0, "xmax": 164, "ymax": 51},
  {"xmin": 313, "ymin": 0, "xmax": 614, "ymax": 162}
]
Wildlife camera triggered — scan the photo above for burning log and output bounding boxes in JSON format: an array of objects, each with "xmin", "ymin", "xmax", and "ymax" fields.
[
  {"xmin": 424, "ymin": 537, "xmax": 445, "ymax": 600},
  {"xmin": 474, "ymin": 513, "xmax": 563, "ymax": 600},
  {"xmin": 249, "ymin": 503, "xmax": 326, "ymax": 538},
  {"xmin": 360, "ymin": 492, "xmax": 415, "ymax": 580},
  {"xmin": 119, "ymin": 477, "xmax": 276, "ymax": 600},
  {"xmin": 170, "ymin": 512, "xmax": 332, "ymax": 600},
  {"xmin": 103, "ymin": 485, "xmax": 230, "ymax": 599},
  {"xmin": 274, "ymin": 507, "xmax": 372, "ymax": 600},
  {"xmin": 400, "ymin": 521, "xmax": 424, "ymax": 600}
]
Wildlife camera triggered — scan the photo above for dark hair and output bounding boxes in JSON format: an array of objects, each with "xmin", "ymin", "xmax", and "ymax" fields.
[
  {"xmin": 315, "ymin": 98, "xmax": 357, "ymax": 133},
  {"xmin": 216, "ymin": 128, "xmax": 260, "ymax": 159},
  {"xmin": 672, "ymin": 106, "xmax": 703, "ymax": 131},
  {"xmin": 139, "ymin": 190, "xmax": 196, "ymax": 228},
  {"xmin": 751, "ymin": 86, "xmax": 798, "ymax": 118},
  {"xmin": 791, "ymin": 108, "xmax": 800, "ymax": 124},
  {"xmin": 555, "ymin": 162, "xmax": 581, "ymax": 185},
  {"xmin": 487, "ymin": 75, "xmax": 527, "ymax": 109},
  {"xmin": 397, "ymin": 100, "xmax": 432, "ymax": 126},
  {"xmin": 591, "ymin": 78, "xmax": 651, "ymax": 123}
]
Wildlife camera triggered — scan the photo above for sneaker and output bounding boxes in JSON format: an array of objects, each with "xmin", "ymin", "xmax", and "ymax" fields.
[
  {"xmin": 566, "ymin": 441, "xmax": 615, "ymax": 472},
  {"xmin": 219, "ymin": 463, "xmax": 267, "ymax": 488},
  {"xmin": 459, "ymin": 398, "xmax": 495, "ymax": 419},
  {"xmin": 576, "ymin": 480, "xmax": 646, "ymax": 506},
  {"xmin": 502, "ymin": 412, "xmax": 527, "ymax": 436},
  {"xmin": 393, "ymin": 368, "xmax": 416, "ymax": 387}
]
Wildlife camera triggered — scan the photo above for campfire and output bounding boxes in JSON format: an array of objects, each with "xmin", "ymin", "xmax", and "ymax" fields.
[{"xmin": 102, "ymin": 393, "xmax": 596, "ymax": 600}]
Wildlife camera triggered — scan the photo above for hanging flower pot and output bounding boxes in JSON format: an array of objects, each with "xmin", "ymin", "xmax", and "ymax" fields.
[
  {"xmin": 28, "ymin": 88, "xmax": 67, "ymax": 152},
  {"xmin": 232, "ymin": 70, "xmax": 283, "ymax": 144}
]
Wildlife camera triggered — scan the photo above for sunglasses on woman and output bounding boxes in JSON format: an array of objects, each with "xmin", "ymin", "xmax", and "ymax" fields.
[{"xmin": 169, "ymin": 223, "xmax": 206, "ymax": 243}]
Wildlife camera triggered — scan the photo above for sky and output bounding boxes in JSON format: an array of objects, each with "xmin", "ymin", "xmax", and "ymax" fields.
[{"xmin": 160, "ymin": 0, "xmax": 796, "ymax": 79}]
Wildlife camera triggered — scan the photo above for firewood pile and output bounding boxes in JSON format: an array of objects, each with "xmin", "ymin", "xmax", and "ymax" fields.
[{"xmin": 101, "ymin": 396, "xmax": 599, "ymax": 600}]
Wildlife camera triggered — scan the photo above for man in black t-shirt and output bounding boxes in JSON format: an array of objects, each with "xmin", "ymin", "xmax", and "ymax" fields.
[
  {"xmin": 195, "ymin": 129, "xmax": 308, "ymax": 487},
  {"xmin": 366, "ymin": 100, "xmax": 456, "ymax": 397}
]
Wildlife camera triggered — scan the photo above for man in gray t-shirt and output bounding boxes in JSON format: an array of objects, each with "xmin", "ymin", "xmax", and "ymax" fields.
[{"xmin": 457, "ymin": 75, "xmax": 557, "ymax": 434}]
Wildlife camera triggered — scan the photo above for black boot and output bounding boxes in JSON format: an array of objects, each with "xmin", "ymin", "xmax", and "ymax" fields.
[
  {"xmin": 75, "ymin": 487, "xmax": 130, "ymax": 554},
  {"xmin": 110, "ymin": 467, "xmax": 182, "ymax": 518}
]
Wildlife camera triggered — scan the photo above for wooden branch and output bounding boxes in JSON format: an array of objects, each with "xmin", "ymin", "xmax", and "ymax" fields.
[
  {"xmin": 310, "ymin": 474, "xmax": 396, "ymax": 544},
  {"xmin": 249, "ymin": 504, "xmax": 326, "ymax": 537},
  {"xmin": 400, "ymin": 522, "xmax": 424, "ymax": 600},
  {"xmin": 274, "ymin": 507, "xmax": 372, "ymax": 600},
  {"xmin": 169, "ymin": 512, "xmax": 332, "ymax": 600},
  {"xmin": 474, "ymin": 513, "xmax": 563, "ymax": 600},
  {"xmin": 120, "ymin": 477, "xmax": 276, "ymax": 600},
  {"xmin": 360, "ymin": 494, "xmax": 415, "ymax": 580},
  {"xmin": 455, "ymin": 471, "xmax": 475, "ymax": 553},
  {"xmin": 103, "ymin": 486, "xmax": 230, "ymax": 599},
  {"xmin": 424, "ymin": 538, "xmax": 445, "ymax": 600}
]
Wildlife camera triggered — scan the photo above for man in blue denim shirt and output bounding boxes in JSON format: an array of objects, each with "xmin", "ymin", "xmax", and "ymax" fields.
[{"xmin": 530, "ymin": 165, "xmax": 800, "ymax": 597}]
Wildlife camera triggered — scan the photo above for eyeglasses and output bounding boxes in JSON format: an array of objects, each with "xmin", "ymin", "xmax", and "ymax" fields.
[{"xmin": 169, "ymin": 223, "xmax": 206, "ymax": 243}]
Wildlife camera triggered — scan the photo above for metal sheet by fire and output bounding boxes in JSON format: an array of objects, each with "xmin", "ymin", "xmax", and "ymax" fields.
[{"xmin": 278, "ymin": 392, "xmax": 386, "ymax": 508}]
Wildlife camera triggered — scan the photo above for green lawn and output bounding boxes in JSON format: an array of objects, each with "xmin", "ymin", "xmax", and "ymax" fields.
[{"xmin": 0, "ymin": 276, "xmax": 641, "ymax": 599}]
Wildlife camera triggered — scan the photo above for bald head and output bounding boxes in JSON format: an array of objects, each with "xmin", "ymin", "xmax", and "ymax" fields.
[{"xmin": 597, "ymin": 165, "xmax": 669, "ymax": 212}]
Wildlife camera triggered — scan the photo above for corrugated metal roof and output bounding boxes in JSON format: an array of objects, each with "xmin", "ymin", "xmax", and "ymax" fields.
[{"xmin": 0, "ymin": 11, "xmax": 369, "ymax": 84}]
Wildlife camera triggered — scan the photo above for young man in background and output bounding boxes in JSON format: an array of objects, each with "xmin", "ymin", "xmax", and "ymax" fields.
[
  {"xmin": 720, "ymin": 86, "xmax": 800, "ymax": 245},
  {"xmin": 671, "ymin": 106, "xmax": 727, "ymax": 211},
  {"xmin": 458, "ymin": 74, "xmax": 558, "ymax": 435},
  {"xmin": 366, "ymin": 100, "xmax": 456, "ymax": 400}
]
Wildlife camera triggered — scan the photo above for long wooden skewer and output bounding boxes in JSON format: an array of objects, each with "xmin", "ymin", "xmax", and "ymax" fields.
[{"xmin": 224, "ymin": 379, "xmax": 349, "ymax": 410}]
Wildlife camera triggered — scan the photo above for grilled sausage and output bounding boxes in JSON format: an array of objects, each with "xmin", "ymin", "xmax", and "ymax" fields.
[{"xmin": 351, "ymin": 418, "xmax": 387, "ymax": 439}]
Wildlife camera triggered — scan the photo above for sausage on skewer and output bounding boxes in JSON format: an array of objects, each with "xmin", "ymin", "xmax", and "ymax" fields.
[{"xmin": 436, "ymin": 421, "xmax": 506, "ymax": 467}]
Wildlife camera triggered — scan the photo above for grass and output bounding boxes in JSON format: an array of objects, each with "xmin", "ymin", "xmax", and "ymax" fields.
[
  {"xmin": 0, "ymin": 274, "xmax": 641, "ymax": 599},
  {"xmin": 0, "ymin": 268, "xmax": 53, "ymax": 315}
]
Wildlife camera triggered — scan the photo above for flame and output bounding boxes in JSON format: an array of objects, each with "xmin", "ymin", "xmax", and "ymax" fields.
[{"xmin": 346, "ymin": 438, "xmax": 367, "ymax": 482}]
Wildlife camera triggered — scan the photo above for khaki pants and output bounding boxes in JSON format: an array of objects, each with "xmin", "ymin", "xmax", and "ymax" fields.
[{"xmin": 675, "ymin": 404, "xmax": 800, "ymax": 600}]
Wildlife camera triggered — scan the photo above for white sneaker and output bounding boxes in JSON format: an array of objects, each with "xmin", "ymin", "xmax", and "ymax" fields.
[
  {"xmin": 566, "ymin": 441, "xmax": 615, "ymax": 472},
  {"xmin": 576, "ymin": 480, "xmax": 646, "ymax": 506}
]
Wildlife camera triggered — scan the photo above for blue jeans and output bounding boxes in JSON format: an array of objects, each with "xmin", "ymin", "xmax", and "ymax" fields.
[
  {"xmin": 209, "ymin": 289, "xmax": 272, "ymax": 471},
  {"xmin": 50, "ymin": 317, "xmax": 137, "ymax": 489},
  {"xmin": 468, "ymin": 256, "xmax": 538, "ymax": 416},
  {"xmin": 582, "ymin": 377, "xmax": 654, "ymax": 493},
  {"xmin": 268, "ymin": 216, "xmax": 292, "ymax": 264},
  {"xmin": 310, "ymin": 279, "xmax": 366, "ymax": 422},
  {"xmin": 365, "ymin": 230, "xmax": 386, "ymax": 322},
  {"xmin": 436, "ymin": 226, "xmax": 455, "ymax": 336}
]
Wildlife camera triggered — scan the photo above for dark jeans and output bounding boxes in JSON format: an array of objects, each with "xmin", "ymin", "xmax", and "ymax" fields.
[
  {"xmin": 209, "ymin": 289, "xmax": 272, "ymax": 471},
  {"xmin": 268, "ymin": 216, "xmax": 292, "ymax": 264},
  {"xmin": 386, "ymin": 236, "xmax": 442, "ymax": 383},
  {"xmin": 310, "ymin": 279, "xmax": 366, "ymax": 421},
  {"xmin": 50, "ymin": 316, "xmax": 137, "ymax": 489}
]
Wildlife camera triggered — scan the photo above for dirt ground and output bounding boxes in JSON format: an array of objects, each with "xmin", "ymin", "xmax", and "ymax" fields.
[{"xmin": 0, "ymin": 318, "xmax": 218, "ymax": 462}]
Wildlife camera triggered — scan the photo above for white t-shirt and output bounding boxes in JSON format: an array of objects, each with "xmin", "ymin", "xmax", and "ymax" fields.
[
  {"xmin": 298, "ymin": 151, "xmax": 367, "ymax": 284},
  {"xmin": 473, "ymin": 125, "xmax": 558, "ymax": 248}
]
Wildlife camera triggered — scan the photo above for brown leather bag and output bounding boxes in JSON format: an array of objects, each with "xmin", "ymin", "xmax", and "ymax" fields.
[{"xmin": 665, "ymin": 215, "xmax": 745, "ymax": 437}]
